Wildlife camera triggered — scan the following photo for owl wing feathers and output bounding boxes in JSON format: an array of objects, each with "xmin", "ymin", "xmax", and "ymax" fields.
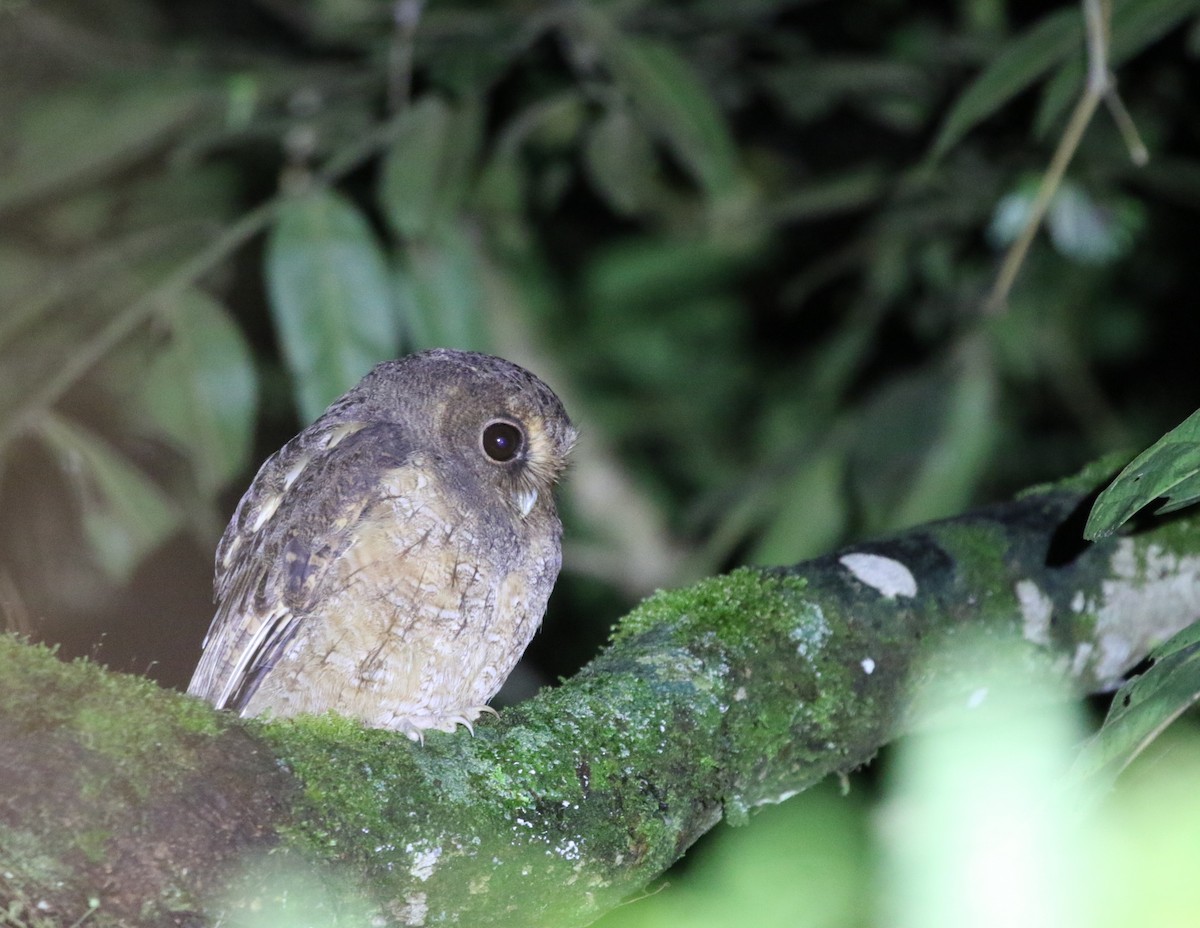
[{"xmin": 188, "ymin": 420, "xmax": 418, "ymax": 710}]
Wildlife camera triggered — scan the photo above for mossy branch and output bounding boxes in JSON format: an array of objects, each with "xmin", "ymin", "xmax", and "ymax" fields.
[{"xmin": 3, "ymin": 487, "xmax": 1199, "ymax": 926}]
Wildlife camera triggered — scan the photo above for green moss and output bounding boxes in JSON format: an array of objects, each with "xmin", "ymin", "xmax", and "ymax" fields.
[
  {"xmin": 0, "ymin": 630, "xmax": 246, "ymax": 909},
  {"xmin": 613, "ymin": 567, "xmax": 810, "ymax": 649},
  {"xmin": 74, "ymin": 828, "xmax": 111, "ymax": 865},
  {"xmin": 1015, "ymin": 453, "xmax": 1127, "ymax": 499},
  {"xmin": 0, "ymin": 827, "xmax": 75, "ymax": 892},
  {"xmin": 257, "ymin": 715, "xmax": 423, "ymax": 857},
  {"xmin": 238, "ymin": 564, "xmax": 883, "ymax": 918},
  {"xmin": 932, "ymin": 519, "xmax": 1012, "ymax": 610},
  {"xmin": 0, "ymin": 633, "xmax": 221, "ymax": 741},
  {"xmin": 0, "ymin": 634, "xmax": 229, "ymax": 818}
]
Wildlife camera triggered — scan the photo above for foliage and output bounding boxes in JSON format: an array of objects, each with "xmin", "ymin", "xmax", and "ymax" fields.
[
  {"xmin": 4, "ymin": 0, "xmax": 1199, "ymax": 636},
  {"xmin": 1086, "ymin": 406, "xmax": 1200, "ymax": 539},
  {"xmin": 1079, "ymin": 399, "xmax": 1200, "ymax": 800},
  {"xmin": 1073, "ymin": 618, "xmax": 1200, "ymax": 784}
]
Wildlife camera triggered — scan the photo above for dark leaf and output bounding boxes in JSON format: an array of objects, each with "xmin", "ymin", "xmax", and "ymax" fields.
[
  {"xmin": 1084, "ymin": 408, "xmax": 1200, "ymax": 539},
  {"xmin": 929, "ymin": 8, "xmax": 1080, "ymax": 160},
  {"xmin": 35, "ymin": 412, "xmax": 181, "ymax": 583},
  {"xmin": 1072, "ymin": 620, "xmax": 1200, "ymax": 786},
  {"xmin": 142, "ymin": 290, "xmax": 258, "ymax": 496},
  {"xmin": 0, "ymin": 81, "xmax": 216, "ymax": 215},
  {"xmin": 266, "ymin": 189, "xmax": 400, "ymax": 422},
  {"xmin": 378, "ymin": 95, "xmax": 482, "ymax": 241},
  {"xmin": 570, "ymin": 10, "xmax": 743, "ymax": 199},
  {"xmin": 392, "ymin": 226, "xmax": 490, "ymax": 353}
]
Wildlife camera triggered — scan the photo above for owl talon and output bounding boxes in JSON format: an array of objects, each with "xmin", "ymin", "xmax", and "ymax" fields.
[
  {"xmin": 392, "ymin": 704, "xmax": 499, "ymax": 741},
  {"xmin": 444, "ymin": 705, "xmax": 500, "ymax": 737}
]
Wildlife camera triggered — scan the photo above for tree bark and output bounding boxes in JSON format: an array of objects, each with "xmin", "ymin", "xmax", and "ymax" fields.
[{"xmin": 2, "ymin": 486, "xmax": 1198, "ymax": 927}]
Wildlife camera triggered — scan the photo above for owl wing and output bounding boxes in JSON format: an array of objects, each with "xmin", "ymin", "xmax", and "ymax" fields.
[{"xmin": 187, "ymin": 420, "xmax": 418, "ymax": 711}]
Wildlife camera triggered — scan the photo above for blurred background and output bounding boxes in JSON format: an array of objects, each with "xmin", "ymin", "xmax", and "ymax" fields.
[{"xmin": 2, "ymin": 0, "xmax": 1199, "ymax": 923}]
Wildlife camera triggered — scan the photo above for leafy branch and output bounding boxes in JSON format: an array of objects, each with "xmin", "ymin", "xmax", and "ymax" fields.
[{"xmin": 982, "ymin": 0, "xmax": 1147, "ymax": 313}]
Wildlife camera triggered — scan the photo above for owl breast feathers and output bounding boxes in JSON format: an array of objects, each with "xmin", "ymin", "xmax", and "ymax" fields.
[{"xmin": 187, "ymin": 349, "xmax": 576, "ymax": 741}]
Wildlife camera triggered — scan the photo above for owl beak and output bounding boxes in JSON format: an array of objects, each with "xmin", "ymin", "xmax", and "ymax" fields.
[{"xmin": 515, "ymin": 486, "xmax": 538, "ymax": 518}]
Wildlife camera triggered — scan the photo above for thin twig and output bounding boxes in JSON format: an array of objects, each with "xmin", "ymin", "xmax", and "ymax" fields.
[
  {"xmin": 1103, "ymin": 88, "xmax": 1149, "ymax": 166},
  {"xmin": 983, "ymin": 0, "xmax": 1147, "ymax": 314},
  {"xmin": 982, "ymin": 78, "xmax": 1102, "ymax": 314},
  {"xmin": 387, "ymin": 0, "xmax": 424, "ymax": 114}
]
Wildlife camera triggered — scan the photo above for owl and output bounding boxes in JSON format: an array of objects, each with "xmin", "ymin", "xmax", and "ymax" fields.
[{"xmin": 187, "ymin": 349, "xmax": 576, "ymax": 740}]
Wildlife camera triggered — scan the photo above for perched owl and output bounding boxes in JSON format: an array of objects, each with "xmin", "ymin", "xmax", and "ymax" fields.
[{"xmin": 187, "ymin": 349, "xmax": 576, "ymax": 740}]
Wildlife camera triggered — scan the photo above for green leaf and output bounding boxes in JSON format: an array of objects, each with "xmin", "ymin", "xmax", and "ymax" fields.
[
  {"xmin": 266, "ymin": 189, "xmax": 400, "ymax": 422},
  {"xmin": 142, "ymin": 290, "xmax": 258, "ymax": 495},
  {"xmin": 583, "ymin": 106, "xmax": 661, "ymax": 217},
  {"xmin": 929, "ymin": 7, "xmax": 1080, "ymax": 160},
  {"xmin": 768, "ymin": 167, "xmax": 887, "ymax": 223},
  {"xmin": 585, "ymin": 237, "xmax": 742, "ymax": 310},
  {"xmin": 36, "ymin": 412, "xmax": 180, "ymax": 583},
  {"xmin": 0, "ymin": 81, "xmax": 215, "ymax": 215},
  {"xmin": 851, "ymin": 344, "xmax": 998, "ymax": 532},
  {"xmin": 0, "ymin": 245, "xmax": 50, "ymax": 342},
  {"xmin": 571, "ymin": 11, "xmax": 742, "ymax": 198},
  {"xmin": 378, "ymin": 95, "xmax": 482, "ymax": 241},
  {"xmin": 1071, "ymin": 620, "xmax": 1200, "ymax": 787},
  {"xmin": 602, "ymin": 783, "xmax": 868, "ymax": 928},
  {"xmin": 763, "ymin": 56, "xmax": 930, "ymax": 124},
  {"xmin": 392, "ymin": 226, "xmax": 490, "ymax": 352},
  {"xmin": 749, "ymin": 446, "xmax": 849, "ymax": 565},
  {"xmin": 1084, "ymin": 408, "xmax": 1200, "ymax": 539},
  {"xmin": 0, "ymin": 225, "xmax": 211, "ymax": 452},
  {"xmin": 1035, "ymin": 0, "xmax": 1200, "ymax": 136}
]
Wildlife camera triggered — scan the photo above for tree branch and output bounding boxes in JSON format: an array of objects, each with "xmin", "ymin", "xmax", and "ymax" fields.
[{"xmin": 2, "ymin": 484, "xmax": 1198, "ymax": 926}]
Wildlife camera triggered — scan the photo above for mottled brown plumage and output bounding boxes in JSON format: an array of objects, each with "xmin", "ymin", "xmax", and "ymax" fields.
[{"xmin": 187, "ymin": 349, "xmax": 576, "ymax": 740}]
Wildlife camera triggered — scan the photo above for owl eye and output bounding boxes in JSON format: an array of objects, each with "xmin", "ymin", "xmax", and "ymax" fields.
[{"xmin": 481, "ymin": 420, "xmax": 524, "ymax": 463}]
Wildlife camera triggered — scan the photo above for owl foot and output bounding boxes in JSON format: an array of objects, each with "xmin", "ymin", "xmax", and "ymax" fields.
[
  {"xmin": 444, "ymin": 705, "xmax": 500, "ymax": 737},
  {"xmin": 395, "ymin": 705, "xmax": 499, "ymax": 743}
]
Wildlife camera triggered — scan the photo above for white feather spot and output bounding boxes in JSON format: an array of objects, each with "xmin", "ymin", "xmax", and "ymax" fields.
[
  {"xmin": 516, "ymin": 486, "xmax": 538, "ymax": 518},
  {"xmin": 325, "ymin": 421, "xmax": 365, "ymax": 450},
  {"xmin": 249, "ymin": 493, "xmax": 282, "ymax": 531},
  {"xmin": 839, "ymin": 553, "xmax": 917, "ymax": 599},
  {"xmin": 282, "ymin": 456, "xmax": 308, "ymax": 491}
]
